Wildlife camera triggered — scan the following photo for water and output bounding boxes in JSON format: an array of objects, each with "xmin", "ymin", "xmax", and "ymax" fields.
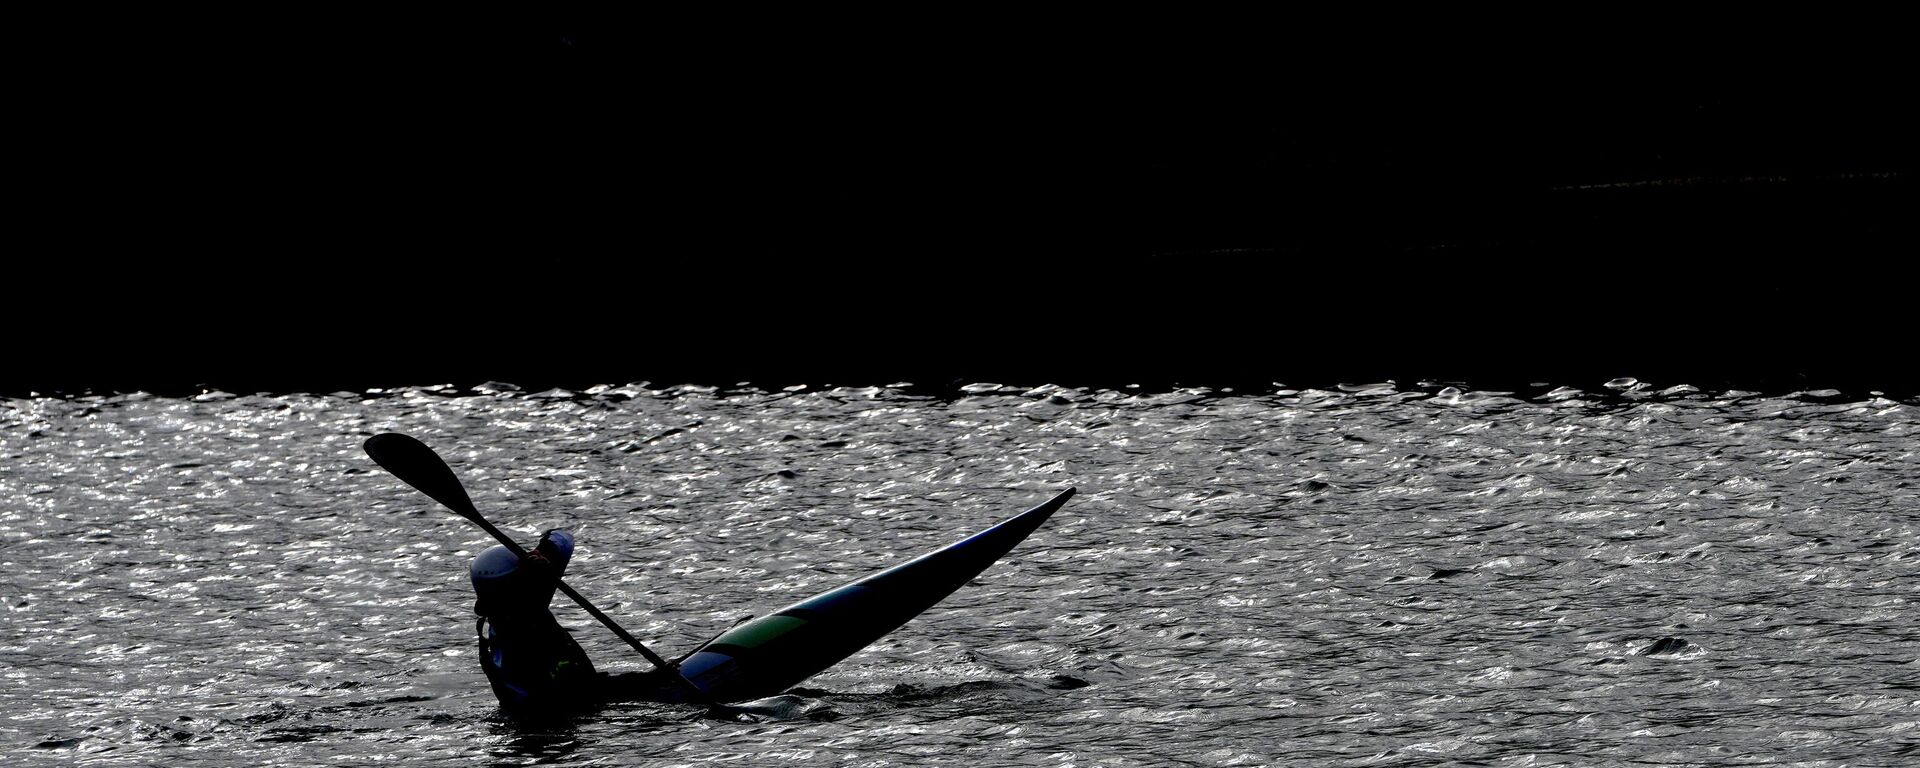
[{"xmin": 3, "ymin": 381, "xmax": 1916, "ymax": 766}]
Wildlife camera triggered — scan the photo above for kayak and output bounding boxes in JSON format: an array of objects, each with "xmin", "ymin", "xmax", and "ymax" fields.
[{"xmin": 672, "ymin": 488, "xmax": 1076, "ymax": 702}]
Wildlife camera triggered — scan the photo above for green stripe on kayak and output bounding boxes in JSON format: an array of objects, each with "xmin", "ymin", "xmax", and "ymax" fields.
[{"xmin": 711, "ymin": 614, "xmax": 808, "ymax": 650}]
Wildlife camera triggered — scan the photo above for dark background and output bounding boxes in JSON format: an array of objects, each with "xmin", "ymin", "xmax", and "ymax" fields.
[{"xmin": 11, "ymin": 11, "xmax": 1913, "ymax": 397}]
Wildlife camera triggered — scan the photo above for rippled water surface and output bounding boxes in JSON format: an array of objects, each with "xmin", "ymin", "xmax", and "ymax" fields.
[{"xmin": 3, "ymin": 381, "xmax": 1917, "ymax": 766}]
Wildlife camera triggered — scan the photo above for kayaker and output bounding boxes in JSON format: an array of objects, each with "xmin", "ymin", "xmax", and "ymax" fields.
[{"xmin": 469, "ymin": 529, "xmax": 681, "ymax": 716}]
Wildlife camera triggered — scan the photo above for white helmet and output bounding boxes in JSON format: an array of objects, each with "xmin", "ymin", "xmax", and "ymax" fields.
[{"xmin": 469, "ymin": 529, "xmax": 576, "ymax": 588}]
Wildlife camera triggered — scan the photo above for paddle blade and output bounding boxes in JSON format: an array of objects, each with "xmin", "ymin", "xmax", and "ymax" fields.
[{"xmin": 363, "ymin": 432, "xmax": 481, "ymax": 519}]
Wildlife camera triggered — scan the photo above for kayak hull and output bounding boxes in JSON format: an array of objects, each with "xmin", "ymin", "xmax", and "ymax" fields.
[{"xmin": 675, "ymin": 488, "xmax": 1075, "ymax": 702}]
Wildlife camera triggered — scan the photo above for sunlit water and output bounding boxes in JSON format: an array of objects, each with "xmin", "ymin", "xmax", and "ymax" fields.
[{"xmin": 2, "ymin": 381, "xmax": 1916, "ymax": 767}]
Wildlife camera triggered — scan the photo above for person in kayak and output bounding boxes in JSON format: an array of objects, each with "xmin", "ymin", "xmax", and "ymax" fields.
[{"xmin": 469, "ymin": 529, "xmax": 681, "ymax": 717}]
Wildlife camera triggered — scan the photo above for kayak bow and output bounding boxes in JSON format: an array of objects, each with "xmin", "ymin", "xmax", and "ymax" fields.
[{"xmin": 676, "ymin": 488, "xmax": 1076, "ymax": 702}]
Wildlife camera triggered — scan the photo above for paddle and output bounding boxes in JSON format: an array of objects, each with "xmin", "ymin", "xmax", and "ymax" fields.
[{"xmin": 362, "ymin": 432, "xmax": 703, "ymax": 700}]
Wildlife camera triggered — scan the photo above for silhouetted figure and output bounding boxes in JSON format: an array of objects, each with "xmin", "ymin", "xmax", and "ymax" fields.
[{"xmin": 469, "ymin": 530, "xmax": 679, "ymax": 718}]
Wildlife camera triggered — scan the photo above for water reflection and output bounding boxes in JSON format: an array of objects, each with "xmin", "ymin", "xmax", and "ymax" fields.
[{"xmin": 0, "ymin": 382, "xmax": 1914, "ymax": 766}]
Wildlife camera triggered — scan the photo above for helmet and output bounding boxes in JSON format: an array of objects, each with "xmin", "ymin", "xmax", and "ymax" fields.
[
  {"xmin": 470, "ymin": 529, "xmax": 577, "ymax": 590},
  {"xmin": 470, "ymin": 544, "xmax": 523, "ymax": 585}
]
